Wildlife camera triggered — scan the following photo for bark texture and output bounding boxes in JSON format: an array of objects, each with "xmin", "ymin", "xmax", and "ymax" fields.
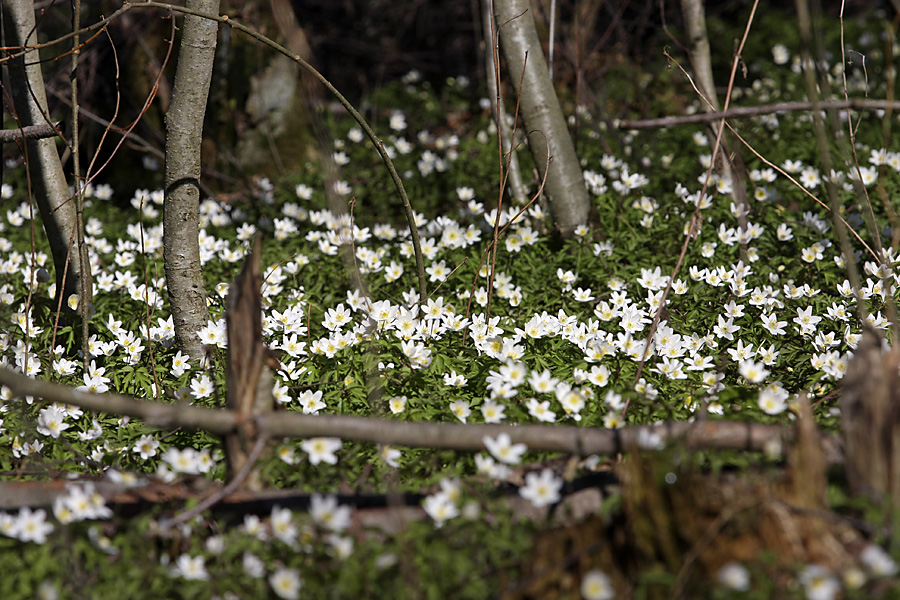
[
  {"xmin": 2, "ymin": 0, "xmax": 90, "ymax": 309},
  {"xmin": 481, "ymin": 0, "xmax": 529, "ymax": 206},
  {"xmin": 841, "ymin": 328, "xmax": 900, "ymax": 509},
  {"xmin": 224, "ymin": 236, "xmax": 273, "ymax": 491},
  {"xmin": 681, "ymin": 0, "xmax": 719, "ymax": 111},
  {"xmin": 164, "ymin": 0, "xmax": 218, "ymax": 358},
  {"xmin": 494, "ymin": 0, "xmax": 589, "ymax": 237}
]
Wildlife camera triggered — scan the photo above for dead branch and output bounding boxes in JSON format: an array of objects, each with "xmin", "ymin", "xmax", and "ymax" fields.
[
  {"xmin": 0, "ymin": 367, "xmax": 237, "ymax": 433},
  {"xmin": 0, "ymin": 122, "xmax": 62, "ymax": 142},
  {"xmin": 617, "ymin": 98, "xmax": 900, "ymax": 130},
  {"xmin": 0, "ymin": 473, "xmax": 609, "ymax": 535},
  {"xmin": 223, "ymin": 235, "xmax": 273, "ymax": 489},
  {"xmin": 0, "ymin": 366, "xmax": 842, "ymax": 462}
]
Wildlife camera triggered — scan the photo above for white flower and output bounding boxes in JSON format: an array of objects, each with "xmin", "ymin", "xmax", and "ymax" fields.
[
  {"xmin": 483, "ymin": 433, "xmax": 527, "ymax": 465},
  {"xmin": 739, "ymin": 359, "xmax": 769, "ymax": 383},
  {"xmin": 36, "ymin": 406, "xmax": 69, "ymax": 439},
  {"xmin": 310, "ymin": 494, "xmax": 352, "ymax": 532},
  {"xmin": 388, "ymin": 395, "xmax": 407, "ymax": 414},
  {"xmin": 56, "ymin": 483, "xmax": 111, "ymax": 522},
  {"xmin": 379, "ymin": 445, "xmax": 402, "ymax": 467},
  {"xmin": 636, "ymin": 429, "xmax": 665, "ymax": 450},
  {"xmin": 519, "ymin": 469, "xmax": 563, "ymax": 507},
  {"xmin": 481, "ymin": 400, "xmax": 506, "ymax": 423},
  {"xmin": 269, "ymin": 567, "xmax": 302, "ymax": 600},
  {"xmin": 389, "ymin": 112, "xmax": 407, "ymax": 131},
  {"xmin": 580, "ymin": 569, "xmax": 614, "ymax": 600},
  {"xmin": 171, "ymin": 351, "xmax": 191, "ymax": 377},
  {"xmin": 170, "ymin": 554, "xmax": 208, "ymax": 581},
  {"xmin": 270, "ymin": 506, "xmax": 297, "ymax": 545},
  {"xmin": 860, "ymin": 544, "xmax": 898, "ymax": 577},
  {"xmin": 525, "ymin": 397, "xmax": 556, "ymax": 423},
  {"xmin": 327, "ymin": 533, "xmax": 354, "ymax": 560},
  {"xmin": 189, "ymin": 374, "xmax": 214, "ymax": 399},
  {"xmin": 449, "ymin": 400, "xmax": 471, "ymax": 423},
  {"xmin": 277, "ymin": 446, "xmax": 297, "ymax": 465},
  {"xmin": 300, "ymin": 437, "xmax": 341, "ymax": 465},
  {"xmin": 36, "ymin": 581, "xmax": 57, "ymax": 600},
  {"xmin": 161, "ymin": 447, "xmax": 201, "ymax": 475},
  {"xmin": 422, "ymin": 493, "xmax": 459, "ymax": 527},
  {"xmin": 717, "ymin": 562, "xmax": 750, "ymax": 591},
  {"xmin": 758, "ymin": 384, "xmax": 788, "ymax": 415},
  {"xmin": 799, "ymin": 565, "xmax": 839, "ymax": 600},
  {"xmin": 772, "ymin": 43, "xmax": 790, "ymax": 65},
  {"xmin": 13, "ymin": 507, "xmax": 54, "ymax": 544},
  {"xmin": 242, "ymin": 553, "xmax": 265, "ymax": 578},
  {"xmin": 133, "ymin": 434, "xmax": 159, "ymax": 459}
]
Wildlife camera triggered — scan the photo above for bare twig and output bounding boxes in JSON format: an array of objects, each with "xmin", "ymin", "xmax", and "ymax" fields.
[
  {"xmin": 617, "ymin": 98, "xmax": 900, "ymax": 130},
  {"xmin": 133, "ymin": 0, "xmax": 427, "ymax": 301},
  {"xmin": 6, "ymin": 0, "xmax": 427, "ymax": 296},
  {"xmin": 159, "ymin": 434, "xmax": 270, "ymax": 530},
  {"xmin": 629, "ymin": 3, "xmax": 760, "ymax": 412}
]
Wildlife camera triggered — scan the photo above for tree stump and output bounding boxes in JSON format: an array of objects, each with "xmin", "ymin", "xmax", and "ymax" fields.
[{"xmin": 224, "ymin": 235, "xmax": 275, "ymax": 490}]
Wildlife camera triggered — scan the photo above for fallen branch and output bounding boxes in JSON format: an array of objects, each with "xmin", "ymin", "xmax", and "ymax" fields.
[
  {"xmin": 617, "ymin": 98, "xmax": 900, "ymax": 130},
  {"xmin": 0, "ymin": 471, "xmax": 611, "ymax": 534},
  {"xmin": 0, "ymin": 366, "xmax": 841, "ymax": 460}
]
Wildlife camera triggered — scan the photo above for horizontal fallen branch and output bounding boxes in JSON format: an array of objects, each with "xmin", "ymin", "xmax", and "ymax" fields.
[
  {"xmin": 0, "ymin": 473, "xmax": 611, "ymax": 534},
  {"xmin": 0, "ymin": 366, "xmax": 842, "ymax": 460},
  {"xmin": 0, "ymin": 121, "xmax": 62, "ymax": 142},
  {"xmin": 617, "ymin": 98, "xmax": 900, "ymax": 130}
]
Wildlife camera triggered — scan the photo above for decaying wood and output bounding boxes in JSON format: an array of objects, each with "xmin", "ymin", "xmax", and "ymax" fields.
[
  {"xmin": 223, "ymin": 235, "xmax": 274, "ymax": 490},
  {"xmin": 841, "ymin": 327, "xmax": 900, "ymax": 508},
  {"xmin": 590, "ymin": 400, "xmax": 863, "ymax": 597}
]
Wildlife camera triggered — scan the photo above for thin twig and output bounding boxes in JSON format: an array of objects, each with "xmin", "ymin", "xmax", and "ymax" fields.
[
  {"xmin": 838, "ymin": 2, "xmax": 899, "ymax": 341},
  {"xmin": 159, "ymin": 434, "xmax": 269, "ymax": 530},
  {"xmin": 133, "ymin": 0, "xmax": 428, "ymax": 301},
  {"xmin": 617, "ymin": 98, "xmax": 900, "ymax": 130},
  {"xmin": 628, "ymin": 1, "xmax": 760, "ymax": 415},
  {"xmin": 71, "ymin": 0, "xmax": 93, "ymax": 372}
]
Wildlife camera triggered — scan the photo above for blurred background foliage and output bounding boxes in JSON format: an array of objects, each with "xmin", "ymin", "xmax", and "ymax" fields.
[{"xmin": 3, "ymin": 0, "xmax": 891, "ymax": 204}]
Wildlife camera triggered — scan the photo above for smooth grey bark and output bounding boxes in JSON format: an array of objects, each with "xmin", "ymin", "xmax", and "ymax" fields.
[
  {"xmin": 494, "ymin": 0, "xmax": 589, "ymax": 236},
  {"xmin": 2, "ymin": 0, "xmax": 90, "ymax": 310},
  {"xmin": 681, "ymin": 0, "xmax": 749, "ymax": 258},
  {"xmin": 681, "ymin": 0, "xmax": 718, "ymax": 112},
  {"xmin": 164, "ymin": 0, "xmax": 218, "ymax": 359},
  {"xmin": 481, "ymin": 0, "xmax": 529, "ymax": 206}
]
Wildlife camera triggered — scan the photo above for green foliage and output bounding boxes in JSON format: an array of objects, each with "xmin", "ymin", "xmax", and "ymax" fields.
[{"xmin": 2, "ymin": 6, "xmax": 900, "ymax": 599}]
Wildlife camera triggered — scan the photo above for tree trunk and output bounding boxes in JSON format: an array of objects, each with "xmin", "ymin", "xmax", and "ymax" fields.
[
  {"xmin": 494, "ymin": 0, "xmax": 589, "ymax": 237},
  {"xmin": 164, "ymin": 0, "xmax": 218, "ymax": 359},
  {"xmin": 681, "ymin": 0, "xmax": 718, "ymax": 112},
  {"xmin": 681, "ymin": 0, "xmax": 749, "ymax": 258},
  {"xmin": 481, "ymin": 0, "xmax": 529, "ymax": 207},
  {"xmin": 2, "ymin": 0, "xmax": 90, "ymax": 312}
]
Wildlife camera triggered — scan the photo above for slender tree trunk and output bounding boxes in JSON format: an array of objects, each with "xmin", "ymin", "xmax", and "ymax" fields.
[
  {"xmin": 164, "ymin": 0, "xmax": 218, "ymax": 359},
  {"xmin": 681, "ymin": 0, "xmax": 749, "ymax": 257},
  {"xmin": 681, "ymin": 0, "xmax": 718, "ymax": 113},
  {"xmin": 2, "ymin": 0, "xmax": 90, "ymax": 312},
  {"xmin": 494, "ymin": 0, "xmax": 589, "ymax": 237},
  {"xmin": 481, "ymin": 0, "xmax": 529, "ymax": 206}
]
